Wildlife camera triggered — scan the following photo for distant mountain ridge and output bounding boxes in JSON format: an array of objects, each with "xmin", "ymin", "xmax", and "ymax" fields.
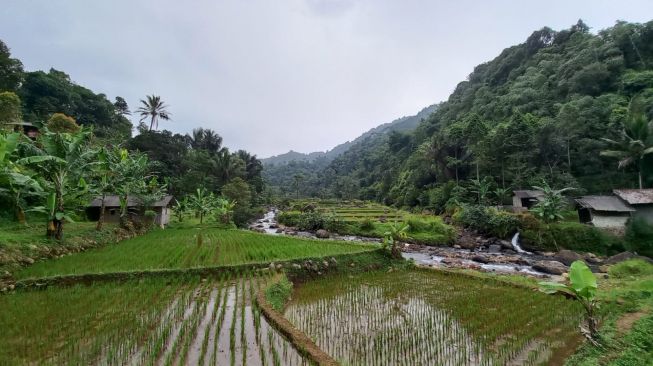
[{"xmin": 262, "ymin": 104, "xmax": 438, "ymax": 166}]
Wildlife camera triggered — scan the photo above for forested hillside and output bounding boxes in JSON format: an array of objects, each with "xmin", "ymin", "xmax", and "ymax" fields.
[
  {"xmin": 263, "ymin": 104, "xmax": 437, "ymax": 198},
  {"xmin": 282, "ymin": 20, "xmax": 653, "ymax": 210}
]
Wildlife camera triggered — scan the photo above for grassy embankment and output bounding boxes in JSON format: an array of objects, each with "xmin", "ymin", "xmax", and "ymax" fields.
[
  {"xmin": 278, "ymin": 199, "xmax": 456, "ymax": 245},
  {"xmin": 15, "ymin": 226, "xmax": 377, "ymax": 280},
  {"xmin": 0, "ymin": 220, "xmax": 123, "ymax": 276}
]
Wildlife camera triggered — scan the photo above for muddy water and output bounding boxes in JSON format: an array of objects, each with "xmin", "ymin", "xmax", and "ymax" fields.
[
  {"xmin": 285, "ymin": 269, "xmax": 583, "ymax": 366},
  {"xmin": 107, "ymin": 277, "xmax": 309, "ymax": 366}
]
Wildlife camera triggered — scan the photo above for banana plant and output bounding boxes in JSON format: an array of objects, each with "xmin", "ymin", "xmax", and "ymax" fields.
[
  {"xmin": 18, "ymin": 128, "xmax": 95, "ymax": 239},
  {"xmin": 0, "ymin": 132, "xmax": 44, "ymax": 224},
  {"xmin": 186, "ymin": 187, "xmax": 218, "ymax": 224},
  {"xmin": 383, "ymin": 221, "xmax": 410, "ymax": 259},
  {"xmin": 539, "ymin": 260, "xmax": 599, "ymax": 343}
]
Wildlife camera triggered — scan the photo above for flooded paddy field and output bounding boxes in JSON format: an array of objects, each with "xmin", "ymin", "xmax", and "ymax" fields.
[
  {"xmin": 0, "ymin": 272, "xmax": 308, "ymax": 366},
  {"xmin": 285, "ymin": 269, "xmax": 584, "ymax": 366}
]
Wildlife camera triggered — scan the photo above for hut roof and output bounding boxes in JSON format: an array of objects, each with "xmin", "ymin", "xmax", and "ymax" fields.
[
  {"xmin": 613, "ymin": 189, "xmax": 653, "ymax": 205},
  {"xmin": 88, "ymin": 195, "xmax": 173, "ymax": 208},
  {"xmin": 513, "ymin": 190, "xmax": 544, "ymax": 199},
  {"xmin": 576, "ymin": 195, "xmax": 635, "ymax": 213}
]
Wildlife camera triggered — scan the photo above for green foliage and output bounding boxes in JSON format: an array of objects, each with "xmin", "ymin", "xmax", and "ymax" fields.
[
  {"xmin": 530, "ymin": 180, "xmax": 574, "ymax": 223},
  {"xmin": 520, "ymin": 220, "xmax": 623, "ymax": 254},
  {"xmin": 0, "ymin": 40, "xmax": 24, "ymax": 92},
  {"xmin": 609, "ymin": 259, "xmax": 653, "ymax": 279},
  {"xmin": 265, "ymin": 20, "xmax": 653, "ymax": 205},
  {"xmin": 539, "ymin": 260, "xmax": 599, "ymax": 339},
  {"xmin": 453, "ymin": 204, "xmax": 519, "ymax": 238},
  {"xmin": 19, "ymin": 68, "xmax": 131, "ymax": 138},
  {"xmin": 625, "ymin": 217, "xmax": 653, "ymax": 258},
  {"xmin": 0, "ymin": 91, "xmax": 22, "ymax": 130},
  {"xmin": 136, "ymin": 95, "xmax": 170, "ymax": 131},
  {"xmin": 46, "ymin": 113, "xmax": 80, "ymax": 133},
  {"xmin": 16, "ymin": 228, "xmax": 375, "ymax": 279},
  {"xmin": 359, "ymin": 218, "xmax": 375, "ymax": 231},
  {"xmin": 265, "ymin": 275, "xmax": 293, "ymax": 312}
]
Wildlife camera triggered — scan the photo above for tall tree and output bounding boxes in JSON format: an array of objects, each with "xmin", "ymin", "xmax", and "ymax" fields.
[
  {"xmin": 601, "ymin": 96, "xmax": 653, "ymax": 189},
  {"xmin": 137, "ymin": 95, "xmax": 170, "ymax": 131},
  {"xmin": 0, "ymin": 40, "xmax": 23, "ymax": 92},
  {"xmin": 114, "ymin": 96, "xmax": 131, "ymax": 116}
]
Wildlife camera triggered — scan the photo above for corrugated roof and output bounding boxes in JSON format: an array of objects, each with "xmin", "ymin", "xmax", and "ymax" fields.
[
  {"xmin": 88, "ymin": 195, "xmax": 173, "ymax": 208},
  {"xmin": 613, "ymin": 189, "xmax": 653, "ymax": 205},
  {"xmin": 513, "ymin": 190, "xmax": 544, "ymax": 199},
  {"xmin": 576, "ymin": 195, "xmax": 635, "ymax": 212}
]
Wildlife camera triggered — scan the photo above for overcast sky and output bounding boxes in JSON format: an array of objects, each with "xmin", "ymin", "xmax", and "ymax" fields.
[{"xmin": 1, "ymin": 1, "xmax": 652, "ymax": 157}]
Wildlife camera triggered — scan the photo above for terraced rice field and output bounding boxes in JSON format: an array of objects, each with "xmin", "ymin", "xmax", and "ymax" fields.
[
  {"xmin": 0, "ymin": 272, "xmax": 308, "ymax": 365},
  {"xmin": 16, "ymin": 228, "xmax": 375, "ymax": 279},
  {"xmin": 284, "ymin": 269, "xmax": 584, "ymax": 366}
]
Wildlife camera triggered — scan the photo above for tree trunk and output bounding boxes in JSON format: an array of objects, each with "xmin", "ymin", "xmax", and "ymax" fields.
[
  {"xmin": 54, "ymin": 191, "xmax": 64, "ymax": 240},
  {"xmin": 639, "ymin": 170, "xmax": 643, "ymax": 189},
  {"xmin": 16, "ymin": 207, "xmax": 26, "ymax": 226},
  {"xmin": 567, "ymin": 138, "xmax": 571, "ymax": 171},
  {"xmin": 96, "ymin": 194, "xmax": 106, "ymax": 231}
]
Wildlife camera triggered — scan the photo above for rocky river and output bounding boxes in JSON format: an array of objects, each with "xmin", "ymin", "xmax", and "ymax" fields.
[{"xmin": 251, "ymin": 209, "xmax": 636, "ymax": 279}]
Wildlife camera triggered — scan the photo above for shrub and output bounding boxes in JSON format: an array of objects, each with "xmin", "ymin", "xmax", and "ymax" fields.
[
  {"xmin": 453, "ymin": 204, "xmax": 519, "ymax": 239},
  {"xmin": 609, "ymin": 259, "xmax": 653, "ymax": 279},
  {"xmin": 276, "ymin": 211, "xmax": 301, "ymax": 227},
  {"xmin": 296, "ymin": 211, "xmax": 326, "ymax": 231},
  {"xmin": 265, "ymin": 276, "xmax": 293, "ymax": 311},
  {"xmin": 359, "ymin": 218, "xmax": 375, "ymax": 231},
  {"xmin": 47, "ymin": 113, "xmax": 80, "ymax": 133},
  {"xmin": 324, "ymin": 213, "xmax": 345, "ymax": 232},
  {"xmin": 625, "ymin": 218, "xmax": 653, "ymax": 258},
  {"xmin": 520, "ymin": 221, "xmax": 623, "ymax": 254}
]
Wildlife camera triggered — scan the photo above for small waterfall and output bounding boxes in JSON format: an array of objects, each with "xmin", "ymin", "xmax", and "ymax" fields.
[{"xmin": 511, "ymin": 232, "xmax": 531, "ymax": 255}]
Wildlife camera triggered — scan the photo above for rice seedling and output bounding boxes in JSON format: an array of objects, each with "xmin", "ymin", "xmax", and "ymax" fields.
[
  {"xmin": 15, "ymin": 228, "xmax": 376, "ymax": 279},
  {"xmin": 284, "ymin": 269, "xmax": 584, "ymax": 366},
  {"xmin": 0, "ymin": 272, "xmax": 310, "ymax": 365}
]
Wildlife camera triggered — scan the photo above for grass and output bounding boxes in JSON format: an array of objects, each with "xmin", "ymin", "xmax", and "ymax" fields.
[
  {"xmin": 285, "ymin": 268, "xmax": 584, "ymax": 365},
  {"xmin": 16, "ymin": 227, "xmax": 377, "ymax": 279},
  {"xmin": 447, "ymin": 259, "xmax": 653, "ymax": 365},
  {"xmin": 0, "ymin": 220, "xmax": 119, "ymax": 274},
  {"xmin": 0, "ymin": 271, "xmax": 307, "ymax": 365},
  {"xmin": 280, "ymin": 199, "xmax": 456, "ymax": 245}
]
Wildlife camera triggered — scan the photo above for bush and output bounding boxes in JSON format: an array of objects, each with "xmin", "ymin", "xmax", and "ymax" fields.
[
  {"xmin": 296, "ymin": 211, "xmax": 326, "ymax": 231},
  {"xmin": 359, "ymin": 218, "xmax": 375, "ymax": 231},
  {"xmin": 625, "ymin": 218, "xmax": 653, "ymax": 258},
  {"xmin": 520, "ymin": 221, "xmax": 623, "ymax": 254},
  {"xmin": 276, "ymin": 211, "xmax": 301, "ymax": 227},
  {"xmin": 453, "ymin": 204, "xmax": 519, "ymax": 239},
  {"xmin": 609, "ymin": 259, "xmax": 653, "ymax": 279},
  {"xmin": 47, "ymin": 113, "xmax": 80, "ymax": 133},
  {"xmin": 323, "ymin": 213, "xmax": 345, "ymax": 232},
  {"xmin": 265, "ymin": 275, "xmax": 293, "ymax": 311}
]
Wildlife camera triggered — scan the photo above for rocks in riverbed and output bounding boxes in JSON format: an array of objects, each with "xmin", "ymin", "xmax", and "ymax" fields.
[
  {"xmin": 555, "ymin": 249, "xmax": 583, "ymax": 266},
  {"xmin": 499, "ymin": 240, "xmax": 513, "ymax": 250},
  {"xmin": 488, "ymin": 244, "xmax": 502, "ymax": 253},
  {"xmin": 472, "ymin": 255, "xmax": 489, "ymax": 264},
  {"xmin": 315, "ymin": 229, "xmax": 330, "ymax": 239},
  {"xmin": 604, "ymin": 251, "xmax": 653, "ymax": 265},
  {"xmin": 532, "ymin": 260, "xmax": 568, "ymax": 275}
]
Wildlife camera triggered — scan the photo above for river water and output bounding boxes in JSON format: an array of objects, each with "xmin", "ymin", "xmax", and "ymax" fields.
[{"xmin": 252, "ymin": 209, "xmax": 550, "ymax": 277}]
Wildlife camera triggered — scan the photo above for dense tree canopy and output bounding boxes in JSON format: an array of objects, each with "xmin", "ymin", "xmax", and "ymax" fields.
[{"xmin": 268, "ymin": 20, "xmax": 653, "ymax": 210}]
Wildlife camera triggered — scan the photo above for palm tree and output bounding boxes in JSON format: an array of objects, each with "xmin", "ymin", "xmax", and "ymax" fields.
[
  {"xmin": 137, "ymin": 95, "xmax": 171, "ymax": 131},
  {"xmin": 601, "ymin": 96, "xmax": 653, "ymax": 189}
]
